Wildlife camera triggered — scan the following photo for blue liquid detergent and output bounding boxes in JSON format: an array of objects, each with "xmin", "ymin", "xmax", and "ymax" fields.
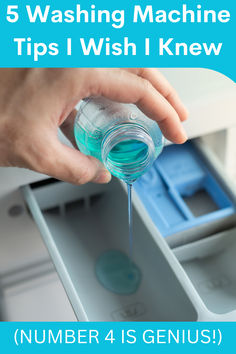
[
  {"xmin": 74, "ymin": 99, "xmax": 164, "ymax": 295},
  {"xmin": 95, "ymin": 182, "xmax": 140, "ymax": 295},
  {"xmin": 107, "ymin": 139, "xmax": 150, "ymax": 181},
  {"xmin": 127, "ymin": 183, "xmax": 133, "ymax": 260},
  {"xmin": 95, "ymin": 250, "xmax": 141, "ymax": 295},
  {"xmin": 74, "ymin": 124, "xmax": 153, "ymax": 182},
  {"xmin": 75, "ymin": 127, "xmax": 144, "ymax": 293}
]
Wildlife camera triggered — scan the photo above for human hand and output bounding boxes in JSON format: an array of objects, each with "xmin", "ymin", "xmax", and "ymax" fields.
[{"xmin": 0, "ymin": 68, "xmax": 188, "ymax": 185}]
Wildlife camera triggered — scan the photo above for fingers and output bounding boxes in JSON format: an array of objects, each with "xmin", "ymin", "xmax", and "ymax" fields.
[
  {"xmin": 32, "ymin": 136, "xmax": 111, "ymax": 185},
  {"xmin": 91, "ymin": 68, "xmax": 187, "ymax": 143},
  {"xmin": 135, "ymin": 84, "xmax": 187, "ymax": 143},
  {"xmin": 60, "ymin": 109, "xmax": 77, "ymax": 148},
  {"xmin": 50, "ymin": 143, "xmax": 111, "ymax": 185},
  {"xmin": 123, "ymin": 68, "xmax": 188, "ymax": 122}
]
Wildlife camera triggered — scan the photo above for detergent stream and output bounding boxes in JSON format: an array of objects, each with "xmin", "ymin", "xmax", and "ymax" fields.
[
  {"xmin": 74, "ymin": 98, "xmax": 165, "ymax": 294},
  {"xmin": 94, "ymin": 182, "xmax": 141, "ymax": 295},
  {"xmin": 127, "ymin": 183, "xmax": 133, "ymax": 261}
]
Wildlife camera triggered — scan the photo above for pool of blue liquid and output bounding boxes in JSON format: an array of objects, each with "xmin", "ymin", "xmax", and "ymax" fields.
[{"xmin": 95, "ymin": 250, "xmax": 141, "ymax": 295}]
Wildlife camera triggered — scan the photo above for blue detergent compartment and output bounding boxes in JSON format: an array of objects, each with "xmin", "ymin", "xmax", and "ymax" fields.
[{"xmin": 134, "ymin": 142, "xmax": 235, "ymax": 237}]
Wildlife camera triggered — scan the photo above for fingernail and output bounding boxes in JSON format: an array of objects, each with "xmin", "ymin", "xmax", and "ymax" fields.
[
  {"xmin": 182, "ymin": 106, "xmax": 189, "ymax": 121},
  {"xmin": 174, "ymin": 125, "xmax": 188, "ymax": 144},
  {"xmin": 94, "ymin": 169, "xmax": 112, "ymax": 184},
  {"xmin": 180, "ymin": 128, "xmax": 188, "ymax": 143}
]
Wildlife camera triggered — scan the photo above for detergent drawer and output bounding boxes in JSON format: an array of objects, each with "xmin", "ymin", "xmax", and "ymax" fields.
[
  {"xmin": 133, "ymin": 139, "xmax": 236, "ymax": 248},
  {"xmin": 21, "ymin": 178, "xmax": 197, "ymax": 322}
]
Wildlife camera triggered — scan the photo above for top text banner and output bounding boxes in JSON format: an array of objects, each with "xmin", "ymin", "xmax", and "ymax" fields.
[{"xmin": 0, "ymin": 0, "xmax": 235, "ymax": 81}]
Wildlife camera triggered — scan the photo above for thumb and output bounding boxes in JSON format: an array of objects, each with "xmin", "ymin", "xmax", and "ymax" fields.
[{"xmin": 39, "ymin": 140, "xmax": 111, "ymax": 185}]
